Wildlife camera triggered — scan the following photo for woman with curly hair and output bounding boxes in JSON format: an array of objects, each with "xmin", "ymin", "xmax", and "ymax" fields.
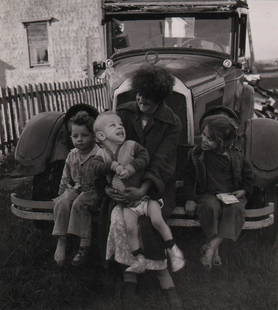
[{"xmin": 105, "ymin": 65, "xmax": 185, "ymax": 309}]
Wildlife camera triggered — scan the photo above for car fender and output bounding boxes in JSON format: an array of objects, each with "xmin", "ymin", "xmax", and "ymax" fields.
[
  {"xmin": 245, "ymin": 118, "xmax": 278, "ymax": 186},
  {"xmin": 15, "ymin": 111, "xmax": 69, "ymax": 176}
]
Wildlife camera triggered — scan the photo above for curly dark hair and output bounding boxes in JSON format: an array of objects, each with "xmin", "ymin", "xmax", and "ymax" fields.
[
  {"xmin": 70, "ymin": 111, "xmax": 95, "ymax": 133},
  {"xmin": 131, "ymin": 65, "xmax": 174, "ymax": 102},
  {"xmin": 205, "ymin": 116, "xmax": 237, "ymax": 152}
]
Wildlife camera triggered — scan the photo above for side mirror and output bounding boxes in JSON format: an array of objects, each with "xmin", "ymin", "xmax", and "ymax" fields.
[{"xmin": 93, "ymin": 61, "xmax": 106, "ymax": 75}]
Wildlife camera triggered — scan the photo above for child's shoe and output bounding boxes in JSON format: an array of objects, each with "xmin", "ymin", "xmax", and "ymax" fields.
[
  {"xmin": 126, "ymin": 254, "xmax": 146, "ymax": 273},
  {"xmin": 167, "ymin": 244, "xmax": 185, "ymax": 272},
  {"xmin": 162, "ymin": 287, "xmax": 184, "ymax": 310},
  {"xmin": 72, "ymin": 246, "xmax": 90, "ymax": 266}
]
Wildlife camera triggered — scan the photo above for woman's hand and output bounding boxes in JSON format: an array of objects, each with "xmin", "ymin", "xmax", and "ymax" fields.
[
  {"xmin": 232, "ymin": 189, "xmax": 246, "ymax": 199},
  {"xmin": 105, "ymin": 186, "xmax": 127, "ymax": 203},
  {"xmin": 184, "ymin": 200, "xmax": 197, "ymax": 216},
  {"xmin": 123, "ymin": 186, "xmax": 146, "ymax": 201}
]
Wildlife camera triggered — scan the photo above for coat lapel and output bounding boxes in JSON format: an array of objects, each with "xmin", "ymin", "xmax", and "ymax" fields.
[
  {"xmin": 133, "ymin": 116, "xmax": 145, "ymax": 144},
  {"xmin": 142, "ymin": 117, "xmax": 154, "ymax": 135}
]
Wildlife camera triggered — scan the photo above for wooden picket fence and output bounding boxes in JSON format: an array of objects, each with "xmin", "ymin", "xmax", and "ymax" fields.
[{"xmin": 0, "ymin": 78, "xmax": 111, "ymax": 155}]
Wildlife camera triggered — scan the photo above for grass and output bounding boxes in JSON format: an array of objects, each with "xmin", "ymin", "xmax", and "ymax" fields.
[{"xmin": 0, "ymin": 177, "xmax": 277, "ymax": 310}]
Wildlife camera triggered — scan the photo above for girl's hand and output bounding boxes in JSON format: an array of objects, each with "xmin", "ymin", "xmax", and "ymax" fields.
[
  {"xmin": 232, "ymin": 189, "xmax": 246, "ymax": 199},
  {"xmin": 184, "ymin": 200, "xmax": 197, "ymax": 216}
]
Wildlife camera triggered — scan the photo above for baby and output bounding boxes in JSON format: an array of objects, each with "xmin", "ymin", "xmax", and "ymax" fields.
[{"xmin": 94, "ymin": 111, "xmax": 185, "ymax": 273}]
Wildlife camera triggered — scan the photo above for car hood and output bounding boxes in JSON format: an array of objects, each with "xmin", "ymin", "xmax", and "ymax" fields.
[{"xmin": 107, "ymin": 50, "xmax": 235, "ymax": 94}]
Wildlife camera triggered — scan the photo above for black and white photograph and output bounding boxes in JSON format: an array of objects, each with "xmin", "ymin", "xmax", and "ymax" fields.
[{"xmin": 0, "ymin": 1, "xmax": 277, "ymax": 309}]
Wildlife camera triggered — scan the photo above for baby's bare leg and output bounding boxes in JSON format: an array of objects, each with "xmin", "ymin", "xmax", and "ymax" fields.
[{"xmin": 147, "ymin": 200, "xmax": 173, "ymax": 241}]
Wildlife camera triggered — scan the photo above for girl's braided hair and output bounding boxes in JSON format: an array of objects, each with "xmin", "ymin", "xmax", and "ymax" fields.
[{"xmin": 131, "ymin": 65, "xmax": 174, "ymax": 103}]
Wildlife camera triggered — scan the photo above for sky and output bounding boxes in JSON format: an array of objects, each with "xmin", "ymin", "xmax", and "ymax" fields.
[{"xmin": 248, "ymin": 0, "xmax": 278, "ymax": 61}]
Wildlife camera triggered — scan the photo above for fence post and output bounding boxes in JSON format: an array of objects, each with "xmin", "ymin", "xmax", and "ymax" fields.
[
  {"xmin": 6, "ymin": 87, "xmax": 18, "ymax": 147},
  {"xmin": 53, "ymin": 82, "xmax": 60, "ymax": 111},
  {"xmin": 24, "ymin": 84, "xmax": 32, "ymax": 119},
  {"xmin": 18, "ymin": 85, "xmax": 27, "ymax": 134},
  {"xmin": 43, "ymin": 83, "xmax": 51, "ymax": 112},
  {"xmin": 0, "ymin": 92, "xmax": 6, "ymax": 155},
  {"xmin": 35, "ymin": 83, "xmax": 45, "ymax": 112},
  {"xmin": 28, "ymin": 84, "xmax": 36, "ymax": 116},
  {"xmin": 0, "ymin": 78, "xmax": 110, "ymax": 155}
]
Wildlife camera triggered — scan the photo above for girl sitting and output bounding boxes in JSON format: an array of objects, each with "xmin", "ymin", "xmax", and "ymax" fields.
[{"xmin": 184, "ymin": 113, "xmax": 253, "ymax": 269}]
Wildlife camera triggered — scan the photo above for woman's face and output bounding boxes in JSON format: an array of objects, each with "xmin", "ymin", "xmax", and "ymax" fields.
[
  {"xmin": 136, "ymin": 93, "xmax": 158, "ymax": 115},
  {"xmin": 201, "ymin": 125, "xmax": 217, "ymax": 151}
]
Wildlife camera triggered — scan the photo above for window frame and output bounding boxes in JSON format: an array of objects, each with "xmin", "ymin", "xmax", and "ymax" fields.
[{"xmin": 23, "ymin": 18, "xmax": 53, "ymax": 68}]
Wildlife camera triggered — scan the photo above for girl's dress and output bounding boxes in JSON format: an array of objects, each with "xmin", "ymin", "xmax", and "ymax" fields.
[{"xmin": 106, "ymin": 206, "xmax": 167, "ymax": 270}]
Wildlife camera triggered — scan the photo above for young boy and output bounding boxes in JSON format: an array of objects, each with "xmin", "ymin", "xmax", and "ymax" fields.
[
  {"xmin": 94, "ymin": 111, "xmax": 185, "ymax": 273},
  {"xmin": 52, "ymin": 111, "xmax": 110, "ymax": 266}
]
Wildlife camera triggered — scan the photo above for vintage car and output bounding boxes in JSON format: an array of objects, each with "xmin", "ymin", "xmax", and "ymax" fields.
[{"xmin": 11, "ymin": 0, "xmax": 278, "ymax": 242}]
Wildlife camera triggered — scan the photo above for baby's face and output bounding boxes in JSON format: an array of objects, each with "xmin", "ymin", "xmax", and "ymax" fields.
[
  {"xmin": 102, "ymin": 115, "xmax": 126, "ymax": 144},
  {"xmin": 201, "ymin": 125, "xmax": 217, "ymax": 151}
]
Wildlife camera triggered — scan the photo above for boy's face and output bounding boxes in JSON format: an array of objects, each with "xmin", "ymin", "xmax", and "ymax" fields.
[
  {"xmin": 101, "ymin": 115, "xmax": 126, "ymax": 144},
  {"xmin": 201, "ymin": 125, "xmax": 217, "ymax": 151},
  {"xmin": 136, "ymin": 93, "xmax": 158, "ymax": 115},
  {"xmin": 70, "ymin": 124, "xmax": 95, "ymax": 152}
]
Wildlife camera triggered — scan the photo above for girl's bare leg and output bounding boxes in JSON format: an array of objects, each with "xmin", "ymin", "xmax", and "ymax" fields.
[
  {"xmin": 201, "ymin": 236, "xmax": 223, "ymax": 269},
  {"xmin": 54, "ymin": 236, "xmax": 67, "ymax": 266}
]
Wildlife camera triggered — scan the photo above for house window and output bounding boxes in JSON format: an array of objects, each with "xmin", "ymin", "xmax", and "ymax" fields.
[{"xmin": 25, "ymin": 21, "xmax": 49, "ymax": 67}]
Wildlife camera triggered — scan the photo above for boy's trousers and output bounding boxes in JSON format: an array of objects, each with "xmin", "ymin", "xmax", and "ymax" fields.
[{"xmin": 52, "ymin": 189, "xmax": 94, "ymax": 239}]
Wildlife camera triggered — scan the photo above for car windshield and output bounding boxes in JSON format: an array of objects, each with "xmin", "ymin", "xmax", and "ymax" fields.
[{"xmin": 110, "ymin": 16, "xmax": 232, "ymax": 55}]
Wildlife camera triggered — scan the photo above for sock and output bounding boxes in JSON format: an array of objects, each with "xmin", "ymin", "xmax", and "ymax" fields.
[
  {"xmin": 164, "ymin": 239, "xmax": 175, "ymax": 249},
  {"xmin": 132, "ymin": 248, "xmax": 144, "ymax": 257}
]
